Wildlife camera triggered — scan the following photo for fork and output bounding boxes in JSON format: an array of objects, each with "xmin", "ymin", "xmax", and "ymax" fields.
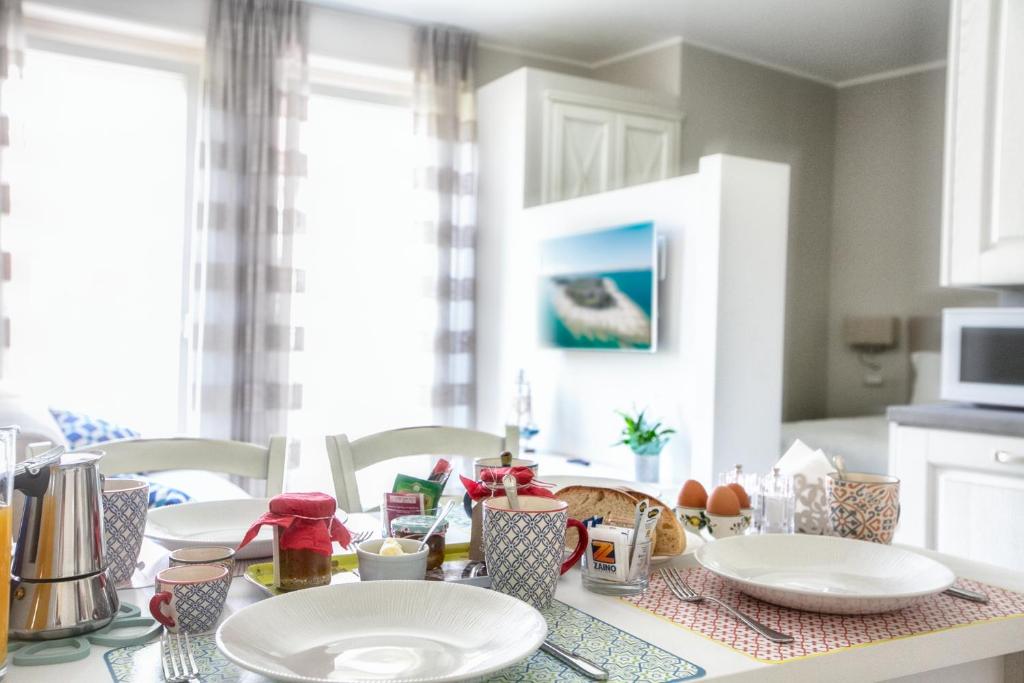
[
  {"xmin": 350, "ymin": 530, "xmax": 373, "ymax": 546},
  {"xmin": 658, "ymin": 569, "xmax": 794, "ymax": 644},
  {"xmin": 161, "ymin": 630, "xmax": 199, "ymax": 682}
]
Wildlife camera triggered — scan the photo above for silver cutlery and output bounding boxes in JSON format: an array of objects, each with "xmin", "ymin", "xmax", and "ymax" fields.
[
  {"xmin": 540, "ymin": 640, "xmax": 609, "ymax": 680},
  {"xmin": 161, "ymin": 630, "xmax": 199, "ymax": 682},
  {"xmin": 945, "ymin": 585, "xmax": 989, "ymax": 604},
  {"xmin": 417, "ymin": 501, "xmax": 456, "ymax": 552},
  {"xmin": 658, "ymin": 568, "xmax": 794, "ymax": 644},
  {"xmin": 350, "ymin": 530, "xmax": 373, "ymax": 546}
]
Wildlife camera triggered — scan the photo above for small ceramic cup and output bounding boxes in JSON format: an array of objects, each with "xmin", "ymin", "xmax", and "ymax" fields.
[
  {"xmin": 150, "ymin": 564, "xmax": 230, "ymax": 634},
  {"xmin": 675, "ymin": 506, "xmax": 708, "ymax": 533},
  {"xmin": 102, "ymin": 478, "xmax": 150, "ymax": 584},
  {"xmin": 706, "ymin": 513, "xmax": 747, "ymax": 539},
  {"xmin": 169, "ymin": 546, "xmax": 235, "ymax": 590},
  {"xmin": 356, "ymin": 538, "xmax": 428, "ymax": 580},
  {"xmin": 827, "ymin": 472, "xmax": 900, "ymax": 544}
]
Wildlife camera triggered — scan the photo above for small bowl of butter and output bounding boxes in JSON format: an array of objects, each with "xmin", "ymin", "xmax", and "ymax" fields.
[{"xmin": 355, "ymin": 537, "xmax": 429, "ymax": 581}]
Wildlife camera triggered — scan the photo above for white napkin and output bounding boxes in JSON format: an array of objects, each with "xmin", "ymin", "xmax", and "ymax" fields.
[{"xmin": 776, "ymin": 439, "xmax": 836, "ymax": 535}]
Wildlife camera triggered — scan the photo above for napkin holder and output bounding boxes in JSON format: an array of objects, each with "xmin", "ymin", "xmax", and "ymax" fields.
[{"xmin": 776, "ymin": 440, "xmax": 835, "ymax": 535}]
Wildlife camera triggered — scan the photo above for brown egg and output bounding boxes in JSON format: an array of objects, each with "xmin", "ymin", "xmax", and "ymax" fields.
[
  {"xmin": 726, "ymin": 482, "xmax": 751, "ymax": 508},
  {"xmin": 677, "ymin": 479, "xmax": 708, "ymax": 508},
  {"xmin": 706, "ymin": 486, "xmax": 741, "ymax": 516}
]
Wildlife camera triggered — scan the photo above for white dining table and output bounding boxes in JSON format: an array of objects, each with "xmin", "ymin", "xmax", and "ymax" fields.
[{"xmin": 9, "ymin": 513, "xmax": 1024, "ymax": 683}]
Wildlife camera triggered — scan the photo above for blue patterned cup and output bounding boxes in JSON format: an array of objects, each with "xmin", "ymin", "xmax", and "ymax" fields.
[
  {"xmin": 103, "ymin": 478, "xmax": 149, "ymax": 584},
  {"xmin": 150, "ymin": 564, "xmax": 230, "ymax": 633},
  {"xmin": 483, "ymin": 496, "xmax": 588, "ymax": 609}
]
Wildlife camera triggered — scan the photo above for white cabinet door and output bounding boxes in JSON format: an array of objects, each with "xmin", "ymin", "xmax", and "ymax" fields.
[
  {"xmin": 943, "ymin": 0, "xmax": 1024, "ymax": 285},
  {"xmin": 615, "ymin": 114, "xmax": 679, "ymax": 189},
  {"xmin": 544, "ymin": 102, "xmax": 614, "ymax": 203},
  {"xmin": 542, "ymin": 91, "xmax": 683, "ymax": 204},
  {"xmin": 891, "ymin": 424, "xmax": 1024, "ymax": 571}
]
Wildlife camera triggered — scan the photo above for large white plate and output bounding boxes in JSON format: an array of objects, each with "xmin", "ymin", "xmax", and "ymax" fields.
[
  {"xmin": 216, "ymin": 580, "xmax": 547, "ymax": 683},
  {"xmin": 146, "ymin": 499, "xmax": 290, "ymax": 560},
  {"xmin": 695, "ymin": 534, "xmax": 955, "ymax": 614}
]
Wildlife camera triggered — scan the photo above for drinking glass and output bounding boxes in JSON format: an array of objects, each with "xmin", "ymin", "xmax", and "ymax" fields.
[{"xmin": 0, "ymin": 426, "xmax": 17, "ymax": 680}]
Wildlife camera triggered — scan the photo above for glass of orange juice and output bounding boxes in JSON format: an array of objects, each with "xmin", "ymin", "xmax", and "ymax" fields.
[{"xmin": 0, "ymin": 426, "xmax": 15, "ymax": 680}]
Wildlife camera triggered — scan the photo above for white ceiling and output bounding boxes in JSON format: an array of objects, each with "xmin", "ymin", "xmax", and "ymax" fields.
[{"xmin": 319, "ymin": 0, "xmax": 950, "ymax": 85}]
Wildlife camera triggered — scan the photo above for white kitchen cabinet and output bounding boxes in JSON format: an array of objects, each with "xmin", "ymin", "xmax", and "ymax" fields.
[
  {"xmin": 942, "ymin": 0, "xmax": 1024, "ymax": 286},
  {"xmin": 541, "ymin": 91, "xmax": 682, "ymax": 203},
  {"xmin": 890, "ymin": 423, "xmax": 1024, "ymax": 570}
]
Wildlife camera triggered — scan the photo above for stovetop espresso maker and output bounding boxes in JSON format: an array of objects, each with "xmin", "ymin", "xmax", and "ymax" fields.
[{"xmin": 10, "ymin": 446, "xmax": 119, "ymax": 640}]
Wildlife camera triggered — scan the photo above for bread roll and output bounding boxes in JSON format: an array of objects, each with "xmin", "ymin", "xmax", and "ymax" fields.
[
  {"xmin": 556, "ymin": 485, "xmax": 640, "ymax": 550},
  {"xmin": 619, "ymin": 488, "xmax": 686, "ymax": 556},
  {"xmin": 555, "ymin": 485, "xmax": 686, "ymax": 556}
]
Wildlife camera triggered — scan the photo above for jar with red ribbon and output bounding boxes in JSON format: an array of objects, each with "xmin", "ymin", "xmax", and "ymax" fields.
[{"xmin": 238, "ymin": 492, "xmax": 352, "ymax": 591}]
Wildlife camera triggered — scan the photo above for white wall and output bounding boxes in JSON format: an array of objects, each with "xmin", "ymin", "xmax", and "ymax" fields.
[
  {"xmin": 477, "ymin": 69, "xmax": 791, "ymax": 484},
  {"xmin": 826, "ymin": 68, "xmax": 996, "ymax": 416},
  {"xmin": 594, "ymin": 41, "xmax": 838, "ymax": 423}
]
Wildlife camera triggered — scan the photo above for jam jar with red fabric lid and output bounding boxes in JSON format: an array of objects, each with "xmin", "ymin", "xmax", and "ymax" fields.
[{"xmin": 238, "ymin": 492, "xmax": 352, "ymax": 591}]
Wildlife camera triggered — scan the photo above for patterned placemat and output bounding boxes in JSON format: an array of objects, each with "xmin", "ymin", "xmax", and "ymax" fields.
[
  {"xmin": 105, "ymin": 600, "xmax": 703, "ymax": 682},
  {"xmin": 625, "ymin": 567, "xmax": 1024, "ymax": 663}
]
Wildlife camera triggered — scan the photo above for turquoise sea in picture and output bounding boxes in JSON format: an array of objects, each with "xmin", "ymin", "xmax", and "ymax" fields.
[{"xmin": 539, "ymin": 222, "xmax": 657, "ymax": 351}]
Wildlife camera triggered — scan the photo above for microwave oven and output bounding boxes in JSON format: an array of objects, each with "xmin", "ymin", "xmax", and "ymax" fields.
[{"xmin": 941, "ymin": 308, "xmax": 1024, "ymax": 409}]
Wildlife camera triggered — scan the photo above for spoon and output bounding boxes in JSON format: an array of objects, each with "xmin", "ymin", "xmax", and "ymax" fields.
[
  {"xmin": 502, "ymin": 473, "xmax": 520, "ymax": 509},
  {"xmin": 833, "ymin": 454, "xmax": 847, "ymax": 480},
  {"xmin": 416, "ymin": 500, "xmax": 456, "ymax": 552}
]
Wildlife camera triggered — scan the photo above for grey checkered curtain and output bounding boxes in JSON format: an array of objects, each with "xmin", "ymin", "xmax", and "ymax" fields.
[
  {"xmin": 0, "ymin": 0, "xmax": 21, "ymax": 370},
  {"xmin": 189, "ymin": 0, "xmax": 308, "ymax": 444},
  {"xmin": 414, "ymin": 26, "xmax": 478, "ymax": 428}
]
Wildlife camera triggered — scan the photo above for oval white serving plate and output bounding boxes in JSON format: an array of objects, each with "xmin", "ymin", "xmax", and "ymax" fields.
[
  {"xmin": 147, "ymin": 499, "xmax": 349, "ymax": 560},
  {"xmin": 216, "ymin": 580, "xmax": 547, "ymax": 683},
  {"xmin": 695, "ymin": 534, "xmax": 955, "ymax": 614}
]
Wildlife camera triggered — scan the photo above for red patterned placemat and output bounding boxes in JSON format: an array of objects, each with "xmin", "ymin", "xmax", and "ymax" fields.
[{"xmin": 624, "ymin": 567, "xmax": 1024, "ymax": 662}]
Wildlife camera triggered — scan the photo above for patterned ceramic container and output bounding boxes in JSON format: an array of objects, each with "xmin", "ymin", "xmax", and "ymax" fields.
[
  {"xmin": 705, "ymin": 513, "xmax": 746, "ymax": 539},
  {"xmin": 826, "ymin": 472, "xmax": 900, "ymax": 544},
  {"xmin": 675, "ymin": 506, "xmax": 708, "ymax": 533},
  {"xmin": 151, "ymin": 564, "xmax": 230, "ymax": 634},
  {"xmin": 170, "ymin": 546, "xmax": 236, "ymax": 590},
  {"xmin": 483, "ymin": 496, "xmax": 587, "ymax": 609},
  {"xmin": 103, "ymin": 478, "xmax": 149, "ymax": 584}
]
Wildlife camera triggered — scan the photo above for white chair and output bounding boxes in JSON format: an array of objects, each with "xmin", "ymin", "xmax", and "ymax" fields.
[
  {"xmin": 28, "ymin": 436, "xmax": 287, "ymax": 497},
  {"xmin": 326, "ymin": 425, "xmax": 519, "ymax": 513}
]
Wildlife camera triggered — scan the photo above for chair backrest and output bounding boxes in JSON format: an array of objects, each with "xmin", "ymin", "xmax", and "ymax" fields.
[
  {"xmin": 326, "ymin": 425, "xmax": 519, "ymax": 513},
  {"xmin": 27, "ymin": 436, "xmax": 287, "ymax": 497}
]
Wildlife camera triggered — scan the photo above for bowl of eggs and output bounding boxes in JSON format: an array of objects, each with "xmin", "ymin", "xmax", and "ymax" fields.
[{"xmin": 675, "ymin": 480, "xmax": 753, "ymax": 539}]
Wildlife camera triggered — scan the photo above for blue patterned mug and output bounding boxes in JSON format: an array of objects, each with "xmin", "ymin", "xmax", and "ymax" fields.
[
  {"xmin": 150, "ymin": 564, "xmax": 230, "ymax": 633},
  {"xmin": 103, "ymin": 478, "xmax": 149, "ymax": 584},
  {"xmin": 483, "ymin": 496, "xmax": 588, "ymax": 609}
]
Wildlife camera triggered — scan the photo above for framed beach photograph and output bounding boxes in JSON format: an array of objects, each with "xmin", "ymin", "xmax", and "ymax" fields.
[{"xmin": 539, "ymin": 221, "xmax": 658, "ymax": 352}]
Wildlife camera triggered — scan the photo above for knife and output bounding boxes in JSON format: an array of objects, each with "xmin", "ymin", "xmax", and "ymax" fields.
[
  {"xmin": 945, "ymin": 586, "xmax": 989, "ymax": 604},
  {"xmin": 540, "ymin": 640, "xmax": 609, "ymax": 680}
]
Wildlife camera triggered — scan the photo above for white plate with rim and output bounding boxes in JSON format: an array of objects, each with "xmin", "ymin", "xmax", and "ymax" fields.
[
  {"xmin": 146, "ymin": 499, "xmax": 348, "ymax": 560},
  {"xmin": 216, "ymin": 580, "xmax": 547, "ymax": 682},
  {"xmin": 695, "ymin": 534, "xmax": 955, "ymax": 614}
]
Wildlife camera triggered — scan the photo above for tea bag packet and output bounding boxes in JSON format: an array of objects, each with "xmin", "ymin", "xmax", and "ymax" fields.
[{"xmin": 776, "ymin": 439, "xmax": 835, "ymax": 534}]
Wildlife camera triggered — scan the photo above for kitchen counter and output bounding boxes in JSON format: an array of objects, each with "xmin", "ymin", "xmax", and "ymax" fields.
[{"xmin": 888, "ymin": 402, "xmax": 1024, "ymax": 438}]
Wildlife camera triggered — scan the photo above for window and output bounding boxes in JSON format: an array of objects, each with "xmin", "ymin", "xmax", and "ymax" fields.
[
  {"xmin": 6, "ymin": 47, "xmax": 193, "ymax": 434},
  {"xmin": 288, "ymin": 90, "xmax": 431, "ymax": 496}
]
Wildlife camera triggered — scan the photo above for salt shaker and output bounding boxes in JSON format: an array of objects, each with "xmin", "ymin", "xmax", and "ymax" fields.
[{"xmin": 757, "ymin": 467, "xmax": 795, "ymax": 534}]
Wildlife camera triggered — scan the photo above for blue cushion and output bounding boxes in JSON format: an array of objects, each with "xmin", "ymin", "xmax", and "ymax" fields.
[
  {"xmin": 49, "ymin": 408, "xmax": 190, "ymax": 508},
  {"xmin": 49, "ymin": 408, "xmax": 140, "ymax": 450}
]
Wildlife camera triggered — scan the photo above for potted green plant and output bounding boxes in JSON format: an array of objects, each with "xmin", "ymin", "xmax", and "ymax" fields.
[{"xmin": 614, "ymin": 408, "xmax": 675, "ymax": 483}]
